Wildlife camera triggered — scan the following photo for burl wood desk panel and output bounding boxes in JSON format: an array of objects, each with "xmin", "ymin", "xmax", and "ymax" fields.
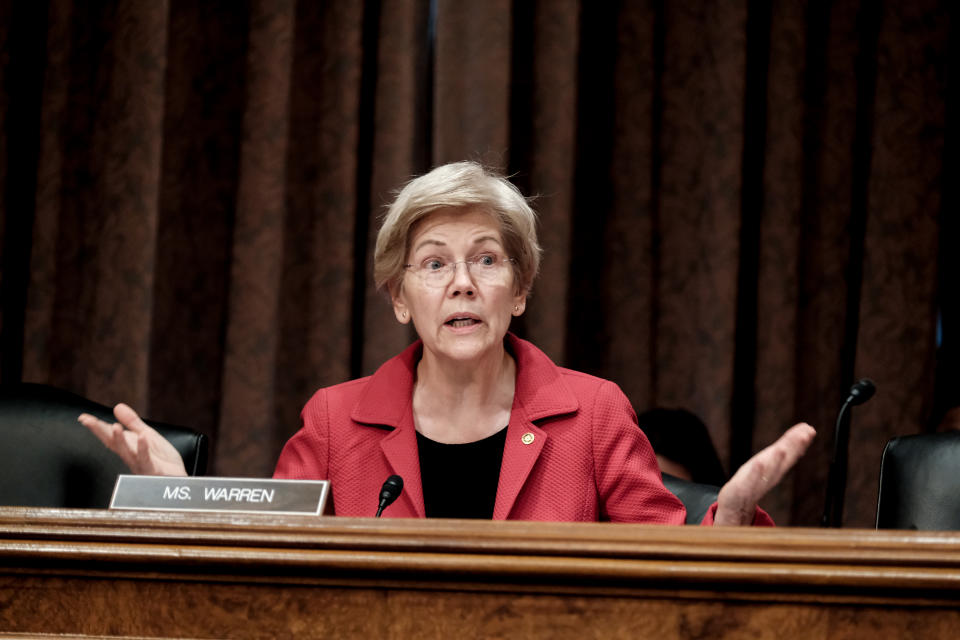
[{"xmin": 1, "ymin": 508, "xmax": 959, "ymax": 639}]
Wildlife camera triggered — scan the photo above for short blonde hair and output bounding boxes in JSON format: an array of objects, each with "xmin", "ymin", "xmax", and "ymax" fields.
[{"xmin": 374, "ymin": 161, "xmax": 542, "ymax": 295}]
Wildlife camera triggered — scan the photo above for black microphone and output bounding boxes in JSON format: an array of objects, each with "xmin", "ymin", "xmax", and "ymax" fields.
[
  {"xmin": 375, "ymin": 474, "xmax": 403, "ymax": 517},
  {"xmin": 822, "ymin": 378, "xmax": 877, "ymax": 527},
  {"xmin": 846, "ymin": 378, "xmax": 876, "ymax": 406}
]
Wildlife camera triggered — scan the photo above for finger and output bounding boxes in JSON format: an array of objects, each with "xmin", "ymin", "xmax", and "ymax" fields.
[
  {"xmin": 108, "ymin": 421, "xmax": 141, "ymax": 471},
  {"xmin": 135, "ymin": 433, "xmax": 154, "ymax": 475},
  {"xmin": 114, "ymin": 403, "xmax": 153, "ymax": 434},
  {"xmin": 763, "ymin": 423, "xmax": 816, "ymax": 485},
  {"xmin": 80, "ymin": 413, "xmax": 138, "ymax": 468},
  {"xmin": 783, "ymin": 422, "xmax": 816, "ymax": 462},
  {"xmin": 78, "ymin": 413, "xmax": 117, "ymax": 444}
]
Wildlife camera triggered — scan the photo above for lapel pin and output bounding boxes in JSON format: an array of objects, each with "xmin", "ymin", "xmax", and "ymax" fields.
[{"xmin": 521, "ymin": 432, "xmax": 535, "ymax": 445}]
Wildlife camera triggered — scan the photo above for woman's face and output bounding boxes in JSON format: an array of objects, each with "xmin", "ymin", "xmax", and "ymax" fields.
[{"xmin": 391, "ymin": 207, "xmax": 526, "ymax": 365}]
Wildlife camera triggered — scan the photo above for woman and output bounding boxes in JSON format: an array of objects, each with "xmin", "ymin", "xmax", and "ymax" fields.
[{"xmin": 80, "ymin": 161, "xmax": 814, "ymax": 524}]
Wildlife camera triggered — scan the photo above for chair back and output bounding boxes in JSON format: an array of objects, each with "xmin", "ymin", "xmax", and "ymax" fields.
[
  {"xmin": 661, "ymin": 473, "xmax": 720, "ymax": 524},
  {"xmin": 0, "ymin": 383, "xmax": 208, "ymax": 508},
  {"xmin": 876, "ymin": 431, "xmax": 960, "ymax": 530}
]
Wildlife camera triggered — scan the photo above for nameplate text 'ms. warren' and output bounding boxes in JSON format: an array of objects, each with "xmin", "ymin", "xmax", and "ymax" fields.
[{"xmin": 109, "ymin": 475, "xmax": 329, "ymax": 515}]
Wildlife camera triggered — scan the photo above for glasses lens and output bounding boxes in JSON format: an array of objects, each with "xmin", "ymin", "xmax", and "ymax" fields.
[
  {"xmin": 424, "ymin": 268, "xmax": 451, "ymax": 286},
  {"xmin": 472, "ymin": 260, "xmax": 501, "ymax": 282},
  {"xmin": 416, "ymin": 258, "xmax": 510, "ymax": 287}
]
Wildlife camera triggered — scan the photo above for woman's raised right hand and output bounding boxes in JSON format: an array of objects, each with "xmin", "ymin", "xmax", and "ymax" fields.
[{"xmin": 78, "ymin": 403, "xmax": 188, "ymax": 477}]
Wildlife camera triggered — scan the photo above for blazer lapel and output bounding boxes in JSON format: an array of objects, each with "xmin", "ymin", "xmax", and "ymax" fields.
[
  {"xmin": 378, "ymin": 403, "xmax": 425, "ymax": 518},
  {"xmin": 493, "ymin": 334, "xmax": 580, "ymax": 519},
  {"xmin": 351, "ymin": 340, "xmax": 426, "ymax": 518},
  {"xmin": 492, "ymin": 415, "xmax": 546, "ymax": 519}
]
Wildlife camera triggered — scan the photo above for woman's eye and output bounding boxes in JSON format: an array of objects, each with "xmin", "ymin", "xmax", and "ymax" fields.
[
  {"xmin": 476, "ymin": 254, "xmax": 496, "ymax": 266},
  {"xmin": 423, "ymin": 259, "xmax": 444, "ymax": 271}
]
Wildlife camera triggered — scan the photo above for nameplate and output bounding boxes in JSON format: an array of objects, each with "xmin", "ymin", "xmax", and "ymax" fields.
[{"xmin": 109, "ymin": 475, "xmax": 329, "ymax": 515}]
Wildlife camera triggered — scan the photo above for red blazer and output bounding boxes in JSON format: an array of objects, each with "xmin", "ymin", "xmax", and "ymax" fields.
[{"xmin": 275, "ymin": 334, "xmax": 770, "ymax": 525}]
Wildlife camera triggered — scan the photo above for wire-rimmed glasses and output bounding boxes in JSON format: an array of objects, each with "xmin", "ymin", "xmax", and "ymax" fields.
[{"xmin": 403, "ymin": 254, "xmax": 515, "ymax": 288}]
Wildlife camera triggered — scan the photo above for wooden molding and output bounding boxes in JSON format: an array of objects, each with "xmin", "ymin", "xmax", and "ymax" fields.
[{"xmin": 2, "ymin": 507, "xmax": 960, "ymax": 638}]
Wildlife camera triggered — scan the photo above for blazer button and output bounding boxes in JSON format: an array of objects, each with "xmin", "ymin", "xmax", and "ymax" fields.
[{"xmin": 521, "ymin": 432, "xmax": 535, "ymax": 445}]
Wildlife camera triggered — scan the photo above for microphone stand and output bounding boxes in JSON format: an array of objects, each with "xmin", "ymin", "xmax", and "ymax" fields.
[
  {"xmin": 822, "ymin": 379, "xmax": 875, "ymax": 527},
  {"xmin": 822, "ymin": 397, "xmax": 854, "ymax": 528}
]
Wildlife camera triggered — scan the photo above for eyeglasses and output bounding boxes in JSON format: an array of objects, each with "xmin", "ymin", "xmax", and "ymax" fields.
[{"xmin": 403, "ymin": 254, "xmax": 516, "ymax": 288}]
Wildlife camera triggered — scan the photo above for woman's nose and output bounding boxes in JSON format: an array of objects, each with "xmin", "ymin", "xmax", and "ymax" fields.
[{"xmin": 449, "ymin": 261, "xmax": 476, "ymax": 296}]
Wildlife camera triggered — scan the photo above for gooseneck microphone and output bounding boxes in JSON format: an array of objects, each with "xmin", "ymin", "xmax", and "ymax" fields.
[
  {"xmin": 846, "ymin": 378, "xmax": 876, "ymax": 406},
  {"xmin": 376, "ymin": 474, "xmax": 404, "ymax": 517},
  {"xmin": 822, "ymin": 378, "xmax": 876, "ymax": 527}
]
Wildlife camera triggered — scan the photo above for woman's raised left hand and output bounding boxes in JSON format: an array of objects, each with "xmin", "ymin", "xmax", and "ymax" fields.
[
  {"xmin": 78, "ymin": 403, "xmax": 188, "ymax": 477},
  {"xmin": 713, "ymin": 423, "xmax": 816, "ymax": 526}
]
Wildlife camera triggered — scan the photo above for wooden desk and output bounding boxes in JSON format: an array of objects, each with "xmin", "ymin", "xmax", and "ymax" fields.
[{"xmin": 1, "ymin": 507, "xmax": 959, "ymax": 638}]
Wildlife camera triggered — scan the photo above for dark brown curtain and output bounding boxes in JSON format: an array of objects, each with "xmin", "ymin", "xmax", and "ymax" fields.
[{"xmin": 1, "ymin": 0, "xmax": 954, "ymax": 527}]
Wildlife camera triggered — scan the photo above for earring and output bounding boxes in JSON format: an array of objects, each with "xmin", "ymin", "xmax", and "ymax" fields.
[
  {"xmin": 514, "ymin": 305, "xmax": 521, "ymax": 313},
  {"xmin": 401, "ymin": 311, "xmax": 407, "ymax": 320}
]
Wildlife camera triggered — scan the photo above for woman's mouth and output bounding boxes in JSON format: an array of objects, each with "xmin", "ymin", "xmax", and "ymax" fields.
[{"xmin": 445, "ymin": 317, "xmax": 480, "ymax": 328}]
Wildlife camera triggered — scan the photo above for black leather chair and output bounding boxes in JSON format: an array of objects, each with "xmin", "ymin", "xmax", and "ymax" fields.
[
  {"xmin": 661, "ymin": 473, "xmax": 720, "ymax": 524},
  {"xmin": 876, "ymin": 431, "xmax": 960, "ymax": 530},
  {"xmin": 0, "ymin": 383, "xmax": 208, "ymax": 508}
]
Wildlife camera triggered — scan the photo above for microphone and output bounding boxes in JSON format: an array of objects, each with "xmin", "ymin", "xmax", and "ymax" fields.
[
  {"xmin": 375, "ymin": 474, "xmax": 403, "ymax": 517},
  {"xmin": 846, "ymin": 378, "xmax": 876, "ymax": 406},
  {"xmin": 822, "ymin": 378, "xmax": 877, "ymax": 527}
]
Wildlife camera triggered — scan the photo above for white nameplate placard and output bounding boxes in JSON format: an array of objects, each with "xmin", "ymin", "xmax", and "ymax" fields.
[{"xmin": 109, "ymin": 475, "xmax": 329, "ymax": 515}]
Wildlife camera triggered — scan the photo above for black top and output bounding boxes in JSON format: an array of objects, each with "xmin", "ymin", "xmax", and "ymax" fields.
[{"xmin": 416, "ymin": 426, "xmax": 508, "ymax": 519}]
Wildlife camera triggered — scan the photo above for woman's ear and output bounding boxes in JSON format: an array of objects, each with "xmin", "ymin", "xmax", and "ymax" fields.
[
  {"xmin": 512, "ymin": 290, "xmax": 528, "ymax": 316},
  {"xmin": 391, "ymin": 284, "xmax": 411, "ymax": 324}
]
